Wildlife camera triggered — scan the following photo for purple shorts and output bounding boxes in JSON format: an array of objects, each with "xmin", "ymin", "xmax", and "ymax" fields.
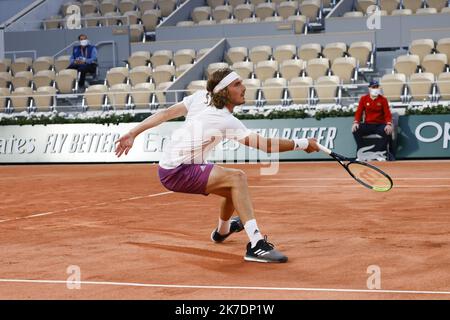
[{"xmin": 158, "ymin": 163, "xmax": 214, "ymax": 196}]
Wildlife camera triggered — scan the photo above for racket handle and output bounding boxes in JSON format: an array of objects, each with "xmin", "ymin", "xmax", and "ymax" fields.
[{"xmin": 317, "ymin": 143, "xmax": 332, "ymax": 155}]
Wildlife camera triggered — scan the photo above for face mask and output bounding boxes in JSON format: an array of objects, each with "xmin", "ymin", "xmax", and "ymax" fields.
[
  {"xmin": 80, "ymin": 40, "xmax": 89, "ymax": 47},
  {"xmin": 369, "ymin": 88, "xmax": 380, "ymax": 97}
]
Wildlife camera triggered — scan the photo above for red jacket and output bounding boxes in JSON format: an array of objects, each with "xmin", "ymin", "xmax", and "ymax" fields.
[{"xmin": 354, "ymin": 94, "xmax": 392, "ymax": 125}]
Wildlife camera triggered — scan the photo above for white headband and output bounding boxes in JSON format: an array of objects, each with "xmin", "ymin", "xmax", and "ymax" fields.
[{"xmin": 213, "ymin": 71, "xmax": 241, "ymax": 94}]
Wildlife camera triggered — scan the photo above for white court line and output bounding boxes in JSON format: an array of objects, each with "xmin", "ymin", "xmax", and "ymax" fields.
[
  {"xmin": 250, "ymin": 185, "xmax": 450, "ymax": 188},
  {"xmin": 0, "ymin": 278, "xmax": 449, "ymax": 296},
  {"xmin": 266, "ymin": 177, "xmax": 450, "ymax": 181},
  {"xmin": 0, "ymin": 191, "xmax": 173, "ymax": 224}
]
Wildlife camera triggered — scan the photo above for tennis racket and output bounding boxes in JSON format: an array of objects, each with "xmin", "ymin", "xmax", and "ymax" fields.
[{"xmin": 317, "ymin": 144, "xmax": 393, "ymax": 192}]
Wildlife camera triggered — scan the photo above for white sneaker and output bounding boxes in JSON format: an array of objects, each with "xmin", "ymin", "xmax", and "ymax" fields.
[{"xmin": 376, "ymin": 157, "xmax": 386, "ymax": 162}]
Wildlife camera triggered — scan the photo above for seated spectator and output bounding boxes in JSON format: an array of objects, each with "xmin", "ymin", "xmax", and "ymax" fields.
[
  {"xmin": 68, "ymin": 34, "xmax": 98, "ymax": 89},
  {"xmin": 352, "ymin": 80, "xmax": 394, "ymax": 161}
]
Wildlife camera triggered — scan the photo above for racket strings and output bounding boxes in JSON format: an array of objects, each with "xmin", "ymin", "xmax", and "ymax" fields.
[{"xmin": 348, "ymin": 163, "xmax": 392, "ymax": 190}]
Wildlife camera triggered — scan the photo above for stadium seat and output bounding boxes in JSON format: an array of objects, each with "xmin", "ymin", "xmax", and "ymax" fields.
[
  {"xmin": 106, "ymin": 67, "xmax": 129, "ymax": 86},
  {"xmin": 81, "ymin": 0, "xmax": 99, "ymax": 16},
  {"xmin": 331, "ymin": 56, "xmax": 357, "ymax": 83},
  {"xmin": 131, "ymin": 82, "xmax": 155, "ymax": 108},
  {"xmin": 315, "ymin": 75, "xmax": 340, "ymax": 104},
  {"xmin": 249, "ymin": 45, "xmax": 272, "ymax": 62},
  {"xmin": 298, "ymin": 43, "xmax": 321, "ymax": 61},
  {"xmin": 242, "ymin": 78, "xmax": 260, "ymax": 103},
  {"xmin": 129, "ymin": 66, "xmax": 152, "ymax": 86},
  {"xmin": 220, "ymin": 18, "xmax": 236, "ymax": 24},
  {"xmin": 255, "ymin": 3, "xmax": 276, "ymax": 20},
  {"xmin": 152, "ymin": 65, "xmax": 175, "ymax": 85},
  {"xmin": 441, "ymin": 6, "xmax": 450, "ymax": 13},
  {"xmin": 100, "ymin": 0, "xmax": 117, "ymax": 14},
  {"xmin": 119, "ymin": 0, "xmax": 137, "ymax": 13},
  {"xmin": 159, "ymin": 0, "xmax": 177, "ymax": 17},
  {"xmin": 130, "ymin": 24, "xmax": 144, "ymax": 42},
  {"xmin": 177, "ymin": 20, "xmax": 195, "ymax": 27},
  {"xmin": 207, "ymin": 0, "xmax": 225, "ymax": 9},
  {"xmin": 155, "ymin": 81, "xmax": 173, "ymax": 105},
  {"xmin": 287, "ymin": 15, "xmax": 307, "ymax": 34},
  {"xmin": 176, "ymin": 63, "xmax": 193, "ymax": 77},
  {"xmin": 436, "ymin": 38, "xmax": 450, "ymax": 61},
  {"xmin": 233, "ymin": 4, "xmax": 254, "ymax": 21},
  {"xmin": 0, "ymin": 58, "xmax": 11, "ymax": 72},
  {"xmin": 173, "ymin": 49, "xmax": 196, "ymax": 67},
  {"xmin": 127, "ymin": 51, "xmax": 151, "ymax": 68},
  {"xmin": 264, "ymin": 16, "xmax": 284, "ymax": 22},
  {"xmin": 192, "ymin": 6, "xmax": 211, "ymax": 23},
  {"xmin": 242, "ymin": 17, "xmax": 261, "ymax": 23},
  {"xmin": 54, "ymin": 55, "xmax": 71, "ymax": 73},
  {"xmin": 84, "ymin": 13, "xmax": 101, "ymax": 27},
  {"xmin": 103, "ymin": 11, "xmax": 121, "ymax": 26},
  {"xmin": 11, "ymin": 57, "xmax": 33, "ymax": 75},
  {"xmin": 55, "ymin": 69, "xmax": 78, "ymax": 93},
  {"xmin": 279, "ymin": 59, "xmax": 305, "ymax": 80},
  {"xmin": 0, "ymin": 87, "xmax": 10, "ymax": 109},
  {"xmin": 273, "ymin": 44, "xmax": 297, "ymax": 63},
  {"xmin": 206, "ymin": 62, "xmax": 229, "ymax": 78},
  {"xmin": 121, "ymin": 11, "xmax": 141, "ymax": 25},
  {"xmin": 150, "ymin": 50, "xmax": 173, "ymax": 67},
  {"xmin": 142, "ymin": 9, "xmax": 160, "ymax": 31},
  {"xmin": 288, "ymin": 76, "xmax": 313, "ymax": 104},
  {"xmin": 305, "ymin": 58, "xmax": 330, "ymax": 80},
  {"xmin": 408, "ymin": 72, "xmax": 435, "ymax": 101},
  {"xmin": 138, "ymin": 0, "xmax": 157, "ymax": 12},
  {"xmin": 84, "ymin": 84, "xmax": 108, "ymax": 110},
  {"xmin": 232, "ymin": 61, "xmax": 254, "ymax": 79},
  {"xmin": 198, "ymin": 20, "xmax": 217, "ymax": 25},
  {"xmin": 187, "ymin": 80, "xmax": 207, "ymax": 94},
  {"xmin": 255, "ymin": 60, "xmax": 278, "ymax": 81},
  {"xmin": 410, "ymin": 39, "xmax": 435, "ymax": 62},
  {"xmin": 379, "ymin": 0, "xmax": 401, "ymax": 14},
  {"xmin": 43, "ymin": 16, "xmax": 62, "ymax": 29},
  {"xmin": 33, "ymin": 70, "xmax": 56, "ymax": 89},
  {"xmin": 11, "ymin": 87, "xmax": 33, "ymax": 110},
  {"xmin": 277, "ymin": 1, "xmax": 299, "ymax": 19},
  {"xmin": 32, "ymin": 56, "xmax": 54, "ymax": 73},
  {"xmin": 108, "ymin": 83, "xmax": 131, "ymax": 109},
  {"xmin": 262, "ymin": 77, "xmax": 286, "ymax": 105},
  {"xmin": 212, "ymin": 5, "xmax": 232, "ymax": 22},
  {"xmin": 401, "ymin": 0, "xmax": 423, "ymax": 13},
  {"xmin": 437, "ymin": 72, "xmax": 450, "ymax": 100},
  {"xmin": 225, "ymin": 47, "xmax": 248, "ymax": 64},
  {"xmin": 197, "ymin": 48, "xmax": 211, "ymax": 60},
  {"xmin": 343, "ymin": 11, "xmax": 364, "ymax": 17},
  {"xmin": 229, "ymin": 0, "xmax": 246, "ymax": 7},
  {"xmin": 426, "ymin": 0, "xmax": 448, "ymax": 11},
  {"xmin": 348, "ymin": 41, "xmax": 372, "ymax": 68},
  {"xmin": 11, "ymin": 71, "xmax": 33, "ymax": 89},
  {"xmin": 415, "ymin": 7, "xmax": 437, "ymax": 14},
  {"xmin": 299, "ymin": 0, "xmax": 321, "ymax": 22},
  {"xmin": 252, "ymin": 0, "xmax": 269, "ymax": 6},
  {"xmin": 380, "ymin": 73, "xmax": 406, "ymax": 102},
  {"xmin": 0, "ymin": 72, "xmax": 12, "ymax": 88},
  {"xmin": 391, "ymin": 8, "xmax": 413, "ymax": 15},
  {"xmin": 421, "ymin": 53, "xmax": 448, "ymax": 76},
  {"xmin": 356, "ymin": 0, "xmax": 376, "ymax": 12},
  {"xmin": 33, "ymin": 86, "xmax": 57, "ymax": 110},
  {"xmin": 322, "ymin": 42, "xmax": 347, "ymax": 63},
  {"xmin": 394, "ymin": 54, "xmax": 420, "ymax": 77}
]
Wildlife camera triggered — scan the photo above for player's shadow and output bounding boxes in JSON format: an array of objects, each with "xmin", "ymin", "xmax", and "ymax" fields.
[{"xmin": 395, "ymin": 116, "xmax": 419, "ymax": 158}]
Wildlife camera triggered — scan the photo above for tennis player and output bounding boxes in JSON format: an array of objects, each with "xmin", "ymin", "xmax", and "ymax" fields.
[{"xmin": 115, "ymin": 68, "xmax": 319, "ymax": 263}]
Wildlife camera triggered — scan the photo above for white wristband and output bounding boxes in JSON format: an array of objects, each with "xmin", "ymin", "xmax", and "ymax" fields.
[{"xmin": 293, "ymin": 138, "xmax": 309, "ymax": 150}]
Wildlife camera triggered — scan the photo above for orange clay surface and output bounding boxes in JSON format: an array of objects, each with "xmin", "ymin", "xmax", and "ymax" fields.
[{"xmin": 0, "ymin": 161, "xmax": 449, "ymax": 300}]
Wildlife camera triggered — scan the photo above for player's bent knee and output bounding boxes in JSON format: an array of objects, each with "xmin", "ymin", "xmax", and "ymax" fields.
[{"xmin": 230, "ymin": 169, "xmax": 247, "ymax": 186}]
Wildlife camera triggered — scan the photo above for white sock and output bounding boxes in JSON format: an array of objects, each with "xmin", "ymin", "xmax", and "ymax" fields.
[
  {"xmin": 244, "ymin": 219, "xmax": 263, "ymax": 248},
  {"xmin": 217, "ymin": 218, "xmax": 231, "ymax": 235}
]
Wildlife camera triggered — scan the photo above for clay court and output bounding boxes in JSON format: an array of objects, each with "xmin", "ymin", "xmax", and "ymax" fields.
[{"xmin": 1, "ymin": 160, "xmax": 449, "ymax": 300}]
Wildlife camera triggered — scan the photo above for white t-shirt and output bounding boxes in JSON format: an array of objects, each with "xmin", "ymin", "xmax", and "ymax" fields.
[
  {"xmin": 159, "ymin": 105, "xmax": 251, "ymax": 169},
  {"xmin": 182, "ymin": 90, "xmax": 209, "ymax": 120}
]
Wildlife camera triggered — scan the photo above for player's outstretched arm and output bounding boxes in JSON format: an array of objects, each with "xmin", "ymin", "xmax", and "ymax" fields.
[
  {"xmin": 115, "ymin": 102, "xmax": 188, "ymax": 157},
  {"xmin": 239, "ymin": 133, "xmax": 319, "ymax": 154}
]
